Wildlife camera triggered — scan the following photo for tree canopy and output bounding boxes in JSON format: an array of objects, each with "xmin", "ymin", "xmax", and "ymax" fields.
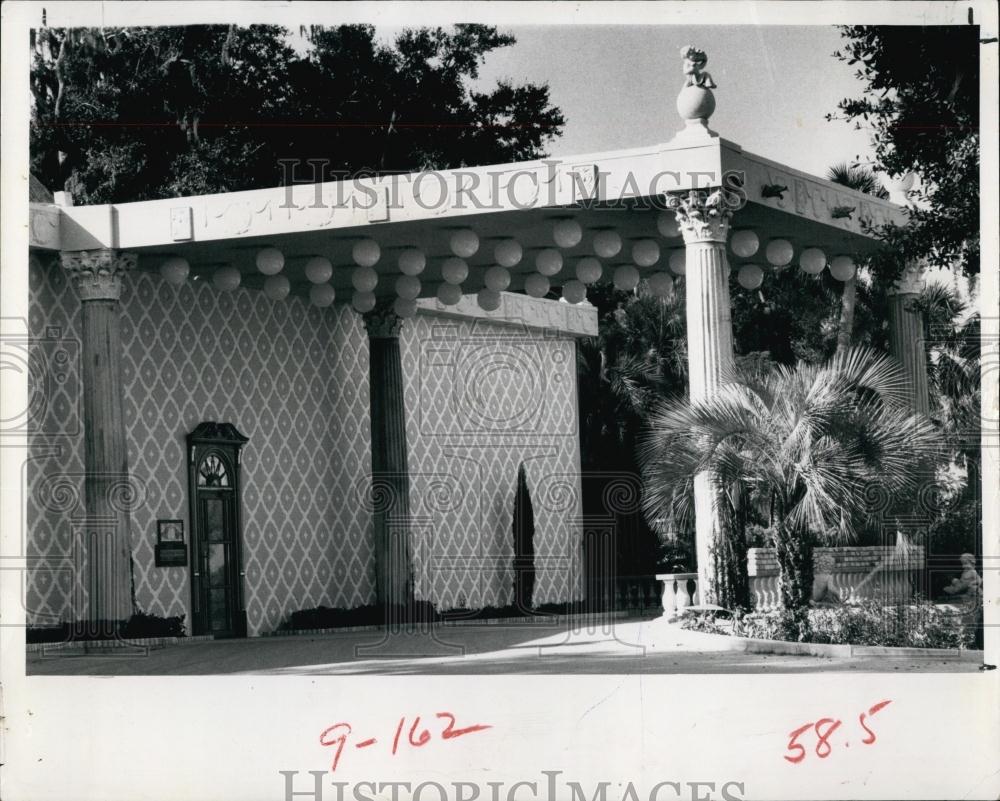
[
  {"xmin": 30, "ymin": 24, "xmax": 565, "ymax": 204},
  {"xmin": 828, "ymin": 25, "xmax": 980, "ymax": 277}
]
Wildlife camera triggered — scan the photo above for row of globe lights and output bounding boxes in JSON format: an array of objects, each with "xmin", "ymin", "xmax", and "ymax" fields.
[
  {"xmin": 727, "ymin": 229, "xmax": 857, "ymax": 290},
  {"xmin": 159, "ymin": 213, "xmax": 856, "ymax": 309}
]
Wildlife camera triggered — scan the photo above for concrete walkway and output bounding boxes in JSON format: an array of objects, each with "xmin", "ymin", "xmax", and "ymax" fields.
[{"xmin": 27, "ymin": 616, "xmax": 981, "ymax": 675}]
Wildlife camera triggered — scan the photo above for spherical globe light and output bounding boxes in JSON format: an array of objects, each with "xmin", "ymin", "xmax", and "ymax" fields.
[
  {"xmin": 477, "ymin": 288, "xmax": 502, "ymax": 312},
  {"xmin": 351, "ymin": 265, "xmax": 379, "ymax": 293},
  {"xmin": 212, "ymin": 266, "xmax": 241, "ymax": 292},
  {"xmin": 255, "ymin": 247, "xmax": 284, "ymax": 275},
  {"xmin": 656, "ymin": 211, "xmax": 680, "ymax": 239},
  {"xmin": 437, "ymin": 283, "xmax": 462, "ymax": 306},
  {"xmin": 395, "ymin": 274, "xmax": 421, "ymax": 300},
  {"xmin": 524, "ymin": 273, "xmax": 550, "ymax": 298},
  {"xmin": 351, "ymin": 291, "xmax": 377, "ymax": 313},
  {"xmin": 562, "ymin": 279, "xmax": 587, "ymax": 305},
  {"xmin": 264, "ymin": 274, "xmax": 291, "ymax": 301},
  {"xmin": 494, "ymin": 238, "xmax": 523, "ymax": 268},
  {"xmin": 535, "ymin": 248, "xmax": 563, "ymax": 276},
  {"xmin": 632, "ymin": 239, "xmax": 660, "ymax": 268},
  {"xmin": 553, "ymin": 218, "xmax": 583, "ymax": 248},
  {"xmin": 593, "ymin": 230, "xmax": 622, "ymax": 258},
  {"xmin": 613, "ymin": 264, "xmax": 640, "ymax": 291},
  {"xmin": 730, "ymin": 230, "xmax": 760, "ymax": 258},
  {"xmin": 352, "ymin": 238, "xmax": 381, "ymax": 268},
  {"xmin": 398, "ymin": 248, "xmax": 426, "ymax": 276},
  {"xmin": 668, "ymin": 249, "xmax": 686, "ymax": 275},
  {"xmin": 304, "ymin": 256, "xmax": 333, "ymax": 284},
  {"xmin": 450, "ymin": 228, "xmax": 479, "ymax": 258},
  {"xmin": 829, "ymin": 255, "xmax": 857, "ymax": 281},
  {"xmin": 799, "ymin": 247, "xmax": 826, "ymax": 275},
  {"xmin": 160, "ymin": 256, "xmax": 190, "ymax": 286},
  {"xmin": 575, "ymin": 257, "xmax": 603, "ymax": 284},
  {"xmin": 765, "ymin": 238, "xmax": 795, "ymax": 267},
  {"xmin": 737, "ymin": 264, "xmax": 764, "ymax": 290},
  {"xmin": 648, "ymin": 271, "xmax": 674, "ymax": 298},
  {"xmin": 393, "ymin": 297, "xmax": 418, "ymax": 318},
  {"xmin": 484, "ymin": 265, "xmax": 511, "ymax": 292},
  {"xmin": 309, "ymin": 283, "xmax": 336, "ymax": 308},
  {"xmin": 441, "ymin": 257, "xmax": 468, "ymax": 285}
]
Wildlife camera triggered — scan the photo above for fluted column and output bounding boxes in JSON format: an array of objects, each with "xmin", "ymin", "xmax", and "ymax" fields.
[
  {"xmin": 363, "ymin": 301, "xmax": 414, "ymax": 610},
  {"xmin": 61, "ymin": 249, "xmax": 137, "ymax": 632},
  {"xmin": 887, "ymin": 262, "xmax": 930, "ymax": 415},
  {"xmin": 668, "ymin": 189, "xmax": 736, "ymax": 605}
]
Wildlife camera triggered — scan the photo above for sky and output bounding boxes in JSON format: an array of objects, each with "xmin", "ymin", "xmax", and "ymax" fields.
[{"xmin": 467, "ymin": 25, "xmax": 876, "ymax": 178}]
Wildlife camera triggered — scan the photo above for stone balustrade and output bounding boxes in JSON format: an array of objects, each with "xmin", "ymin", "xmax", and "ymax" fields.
[
  {"xmin": 655, "ymin": 572, "xmax": 700, "ymax": 620},
  {"xmin": 747, "ymin": 545, "xmax": 926, "ymax": 612}
]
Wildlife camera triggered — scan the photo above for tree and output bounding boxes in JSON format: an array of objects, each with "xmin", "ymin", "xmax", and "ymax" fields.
[
  {"xmin": 828, "ymin": 26, "xmax": 980, "ymax": 278},
  {"xmin": 639, "ymin": 348, "xmax": 943, "ymax": 635},
  {"xmin": 825, "ymin": 163, "xmax": 888, "ymax": 355},
  {"xmin": 30, "ymin": 24, "xmax": 565, "ymax": 203}
]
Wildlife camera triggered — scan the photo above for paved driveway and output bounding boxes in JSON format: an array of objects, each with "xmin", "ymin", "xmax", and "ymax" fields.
[{"xmin": 27, "ymin": 616, "xmax": 981, "ymax": 675}]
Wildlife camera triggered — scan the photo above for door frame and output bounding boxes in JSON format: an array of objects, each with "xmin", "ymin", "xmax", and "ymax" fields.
[{"xmin": 187, "ymin": 422, "xmax": 249, "ymax": 638}]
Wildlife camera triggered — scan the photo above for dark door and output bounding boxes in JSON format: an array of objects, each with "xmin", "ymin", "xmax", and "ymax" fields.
[{"xmin": 187, "ymin": 423, "xmax": 249, "ymax": 638}]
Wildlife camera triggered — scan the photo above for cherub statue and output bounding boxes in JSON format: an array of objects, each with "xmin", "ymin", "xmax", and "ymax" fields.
[
  {"xmin": 811, "ymin": 553, "xmax": 842, "ymax": 607},
  {"xmin": 681, "ymin": 46, "xmax": 717, "ymax": 89},
  {"xmin": 943, "ymin": 553, "xmax": 982, "ymax": 602}
]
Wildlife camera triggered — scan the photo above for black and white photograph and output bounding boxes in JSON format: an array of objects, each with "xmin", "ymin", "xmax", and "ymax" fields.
[{"xmin": 1, "ymin": 2, "xmax": 997, "ymax": 800}]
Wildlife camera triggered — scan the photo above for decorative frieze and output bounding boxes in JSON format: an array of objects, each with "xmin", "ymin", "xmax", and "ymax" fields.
[{"xmin": 61, "ymin": 249, "xmax": 137, "ymax": 302}]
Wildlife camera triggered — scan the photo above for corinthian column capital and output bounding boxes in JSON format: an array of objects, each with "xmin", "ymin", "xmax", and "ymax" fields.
[
  {"xmin": 363, "ymin": 299, "xmax": 406, "ymax": 339},
  {"xmin": 666, "ymin": 189, "xmax": 737, "ymax": 244},
  {"xmin": 61, "ymin": 249, "xmax": 137, "ymax": 302},
  {"xmin": 888, "ymin": 261, "xmax": 925, "ymax": 296}
]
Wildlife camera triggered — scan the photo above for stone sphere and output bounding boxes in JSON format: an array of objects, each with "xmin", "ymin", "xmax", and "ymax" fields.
[
  {"xmin": 436, "ymin": 283, "xmax": 462, "ymax": 306},
  {"xmin": 830, "ymin": 255, "xmax": 856, "ymax": 281},
  {"xmin": 160, "ymin": 256, "xmax": 190, "ymax": 286},
  {"xmin": 450, "ymin": 228, "xmax": 480, "ymax": 258},
  {"xmin": 351, "ymin": 265, "xmax": 379, "ymax": 293},
  {"xmin": 398, "ymin": 248, "xmax": 426, "ymax": 276},
  {"xmin": 799, "ymin": 247, "xmax": 826, "ymax": 275},
  {"xmin": 553, "ymin": 218, "xmax": 583, "ymax": 248},
  {"xmin": 304, "ymin": 256, "xmax": 333, "ymax": 284},
  {"xmin": 477, "ymin": 288, "xmax": 502, "ymax": 312},
  {"xmin": 632, "ymin": 239, "xmax": 661, "ymax": 267},
  {"xmin": 352, "ymin": 239, "xmax": 381, "ymax": 268},
  {"xmin": 441, "ymin": 257, "xmax": 469, "ymax": 285},
  {"xmin": 613, "ymin": 265, "xmax": 640, "ymax": 291},
  {"xmin": 351, "ymin": 291, "xmax": 376, "ymax": 313},
  {"xmin": 656, "ymin": 212, "xmax": 681, "ymax": 239},
  {"xmin": 484, "ymin": 265, "xmax": 511, "ymax": 292},
  {"xmin": 648, "ymin": 271, "xmax": 674, "ymax": 298},
  {"xmin": 255, "ymin": 247, "xmax": 284, "ymax": 275},
  {"xmin": 737, "ymin": 264, "xmax": 764, "ymax": 290},
  {"xmin": 535, "ymin": 248, "xmax": 563, "ymax": 276},
  {"xmin": 562, "ymin": 279, "xmax": 587, "ymax": 305},
  {"xmin": 395, "ymin": 274, "xmax": 421, "ymax": 300},
  {"xmin": 575, "ymin": 257, "xmax": 603, "ymax": 284},
  {"xmin": 668, "ymin": 249, "xmax": 686, "ymax": 275},
  {"xmin": 593, "ymin": 230, "xmax": 622, "ymax": 258},
  {"xmin": 212, "ymin": 266, "xmax": 241, "ymax": 292},
  {"xmin": 393, "ymin": 297, "xmax": 418, "ymax": 318},
  {"xmin": 676, "ymin": 85, "xmax": 715, "ymax": 121},
  {"xmin": 766, "ymin": 239, "xmax": 795, "ymax": 267},
  {"xmin": 524, "ymin": 273, "xmax": 550, "ymax": 298},
  {"xmin": 309, "ymin": 283, "xmax": 336, "ymax": 307},
  {"xmin": 494, "ymin": 239, "xmax": 523, "ymax": 267},
  {"xmin": 730, "ymin": 230, "xmax": 760, "ymax": 258},
  {"xmin": 264, "ymin": 274, "xmax": 291, "ymax": 301}
]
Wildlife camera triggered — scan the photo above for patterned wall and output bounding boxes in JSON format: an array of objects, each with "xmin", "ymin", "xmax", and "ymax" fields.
[{"xmin": 27, "ymin": 258, "xmax": 583, "ymax": 635}]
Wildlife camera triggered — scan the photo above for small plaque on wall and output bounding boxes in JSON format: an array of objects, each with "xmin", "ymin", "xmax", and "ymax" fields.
[{"xmin": 155, "ymin": 541, "xmax": 187, "ymax": 568}]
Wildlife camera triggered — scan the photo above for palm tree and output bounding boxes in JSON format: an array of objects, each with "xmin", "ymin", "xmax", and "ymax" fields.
[
  {"xmin": 826, "ymin": 163, "xmax": 889, "ymax": 356},
  {"xmin": 639, "ymin": 348, "xmax": 943, "ymax": 634}
]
